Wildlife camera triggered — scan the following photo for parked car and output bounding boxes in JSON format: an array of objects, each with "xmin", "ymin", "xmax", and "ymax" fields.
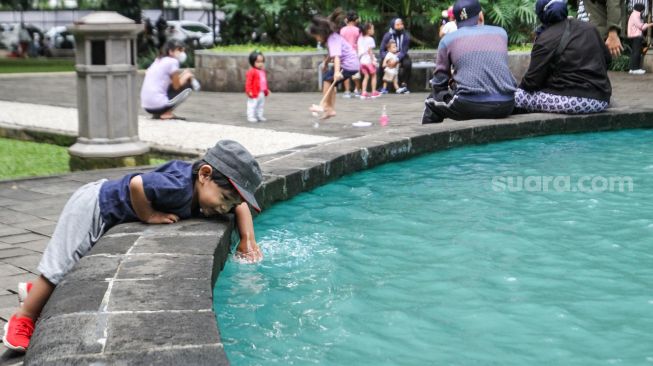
[
  {"xmin": 166, "ymin": 0, "xmax": 213, "ymax": 9},
  {"xmin": 43, "ymin": 26, "xmax": 75, "ymax": 57},
  {"xmin": 46, "ymin": 0, "xmax": 77, "ymax": 7},
  {"xmin": 165, "ymin": 20, "xmax": 219, "ymax": 49},
  {"xmin": 0, "ymin": 24, "xmax": 43, "ymax": 55},
  {"xmin": 0, "ymin": 23, "xmax": 17, "ymax": 49}
]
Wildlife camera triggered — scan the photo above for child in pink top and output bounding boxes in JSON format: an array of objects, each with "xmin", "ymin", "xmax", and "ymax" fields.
[
  {"xmin": 339, "ymin": 10, "xmax": 362, "ymax": 98},
  {"xmin": 307, "ymin": 9, "xmax": 360, "ymax": 120},
  {"xmin": 245, "ymin": 51, "xmax": 270, "ymax": 122},
  {"xmin": 357, "ymin": 23, "xmax": 380, "ymax": 99},
  {"xmin": 627, "ymin": 3, "xmax": 653, "ymax": 74}
]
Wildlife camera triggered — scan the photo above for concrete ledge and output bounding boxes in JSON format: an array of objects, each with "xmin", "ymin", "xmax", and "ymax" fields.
[
  {"xmin": 25, "ymin": 108, "xmax": 653, "ymax": 365},
  {"xmin": 25, "ymin": 219, "xmax": 232, "ymax": 366},
  {"xmin": 196, "ymin": 49, "xmax": 653, "ymax": 93},
  {"xmin": 195, "ymin": 50, "xmax": 328, "ymax": 92},
  {"xmin": 195, "ymin": 50, "xmax": 532, "ymax": 92}
]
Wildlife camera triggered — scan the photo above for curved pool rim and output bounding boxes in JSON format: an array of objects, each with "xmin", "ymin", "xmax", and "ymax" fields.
[{"xmin": 24, "ymin": 109, "xmax": 653, "ymax": 365}]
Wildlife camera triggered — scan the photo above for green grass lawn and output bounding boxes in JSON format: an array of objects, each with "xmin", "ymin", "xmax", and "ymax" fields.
[
  {"xmin": 0, "ymin": 137, "xmax": 70, "ymax": 179},
  {"xmin": 508, "ymin": 43, "xmax": 533, "ymax": 52},
  {"xmin": 0, "ymin": 138, "xmax": 167, "ymax": 180},
  {"xmin": 0, "ymin": 57, "xmax": 74, "ymax": 74}
]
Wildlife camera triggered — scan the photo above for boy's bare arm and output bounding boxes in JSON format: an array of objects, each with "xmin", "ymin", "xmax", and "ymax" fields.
[
  {"xmin": 129, "ymin": 175, "xmax": 179, "ymax": 224},
  {"xmin": 234, "ymin": 202, "xmax": 262, "ymax": 263}
]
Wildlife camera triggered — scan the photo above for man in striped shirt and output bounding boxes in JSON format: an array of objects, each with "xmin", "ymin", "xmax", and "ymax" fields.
[{"xmin": 422, "ymin": 0, "xmax": 517, "ymax": 124}]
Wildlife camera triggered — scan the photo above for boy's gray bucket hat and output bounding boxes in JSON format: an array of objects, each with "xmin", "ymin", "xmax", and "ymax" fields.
[{"xmin": 203, "ymin": 140, "xmax": 263, "ymax": 212}]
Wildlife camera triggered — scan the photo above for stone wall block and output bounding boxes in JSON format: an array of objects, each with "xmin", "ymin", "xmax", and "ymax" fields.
[{"xmin": 25, "ymin": 314, "xmax": 104, "ymax": 365}]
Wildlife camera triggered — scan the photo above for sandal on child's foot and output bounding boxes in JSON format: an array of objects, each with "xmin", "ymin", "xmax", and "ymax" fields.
[{"xmin": 160, "ymin": 115, "xmax": 186, "ymax": 121}]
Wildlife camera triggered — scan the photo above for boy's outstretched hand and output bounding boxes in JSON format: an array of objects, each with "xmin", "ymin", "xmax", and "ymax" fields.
[
  {"xmin": 147, "ymin": 211, "xmax": 179, "ymax": 224},
  {"xmin": 234, "ymin": 203, "xmax": 262, "ymax": 263},
  {"xmin": 235, "ymin": 240, "xmax": 263, "ymax": 263}
]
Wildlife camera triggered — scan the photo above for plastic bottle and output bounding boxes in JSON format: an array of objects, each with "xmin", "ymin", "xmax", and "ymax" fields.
[{"xmin": 379, "ymin": 105, "xmax": 389, "ymax": 127}]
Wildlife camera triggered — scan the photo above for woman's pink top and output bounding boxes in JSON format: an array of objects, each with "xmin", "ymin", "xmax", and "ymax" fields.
[
  {"xmin": 628, "ymin": 10, "xmax": 650, "ymax": 38},
  {"xmin": 340, "ymin": 25, "xmax": 361, "ymax": 51}
]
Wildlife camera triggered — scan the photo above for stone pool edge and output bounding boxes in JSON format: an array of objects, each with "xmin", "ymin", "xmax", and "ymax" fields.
[{"xmin": 24, "ymin": 109, "xmax": 653, "ymax": 365}]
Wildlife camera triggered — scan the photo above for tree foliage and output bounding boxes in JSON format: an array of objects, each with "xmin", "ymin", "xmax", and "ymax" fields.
[
  {"xmin": 0, "ymin": 0, "xmax": 31, "ymax": 10},
  {"xmin": 0, "ymin": 0, "xmax": 540, "ymax": 46},
  {"xmin": 98, "ymin": 0, "xmax": 142, "ymax": 22},
  {"xmin": 481, "ymin": 0, "xmax": 538, "ymax": 44},
  {"xmin": 216, "ymin": 0, "xmax": 539, "ymax": 47}
]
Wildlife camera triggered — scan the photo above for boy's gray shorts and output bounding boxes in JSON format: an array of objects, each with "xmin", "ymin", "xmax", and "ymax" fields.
[{"xmin": 37, "ymin": 179, "xmax": 107, "ymax": 285}]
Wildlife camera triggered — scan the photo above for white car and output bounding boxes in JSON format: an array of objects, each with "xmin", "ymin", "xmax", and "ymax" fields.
[
  {"xmin": 0, "ymin": 23, "xmax": 42, "ymax": 51},
  {"xmin": 171, "ymin": 0, "xmax": 213, "ymax": 9},
  {"xmin": 46, "ymin": 0, "xmax": 77, "ymax": 7},
  {"xmin": 0, "ymin": 23, "xmax": 17, "ymax": 49},
  {"xmin": 165, "ymin": 20, "xmax": 218, "ymax": 49}
]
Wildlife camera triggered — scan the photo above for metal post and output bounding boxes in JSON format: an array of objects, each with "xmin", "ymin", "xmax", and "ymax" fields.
[{"xmin": 212, "ymin": 0, "xmax": 217, "ymax": 45}]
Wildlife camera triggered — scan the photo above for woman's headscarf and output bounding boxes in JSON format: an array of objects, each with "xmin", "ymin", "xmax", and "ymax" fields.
[
  {"xmin": 389, "ymin": 17, "xmax": 404, "ymax": 34},
  {"xmin": 535, "ymin": 0, "xmax": 568, "ymax": 35}
]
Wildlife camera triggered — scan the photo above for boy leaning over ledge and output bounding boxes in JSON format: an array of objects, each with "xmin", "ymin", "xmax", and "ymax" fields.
[{"xmin": 2, "ymin": 140, "xmax": 264, "ymax": 353}]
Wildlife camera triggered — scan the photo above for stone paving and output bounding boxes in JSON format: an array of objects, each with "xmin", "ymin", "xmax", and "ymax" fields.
[
  {"xmin": 0, "ymin": 72, "xmax": 650, "ymax": 141},
  {"xmin": 0, "ymin": 71, "xmax": 651, "ymax": 364},
  {"xmin": 0, "ymin": 72, "xmax": 434, "ymax": 157}
]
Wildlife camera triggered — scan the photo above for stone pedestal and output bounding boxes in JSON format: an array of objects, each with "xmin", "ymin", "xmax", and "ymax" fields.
[
  {"xmin": 69, "ymin": 152, "xmax": 150, "ymax": 171},
  {"xmin": 69, "ymin": 11, "xmax": 149, "ymax": 171}
]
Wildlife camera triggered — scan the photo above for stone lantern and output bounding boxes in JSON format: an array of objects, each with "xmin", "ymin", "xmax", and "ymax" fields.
[{"xmin": 69, "ymin": 11, "xmax": 149, "ymax": 170}]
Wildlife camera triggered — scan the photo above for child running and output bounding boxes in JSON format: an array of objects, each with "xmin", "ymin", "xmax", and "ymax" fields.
[
  {"xmin": 382, "ymin": 40, "xmax": 401, "ymax": 93},
  {"xmin": 358, "ymin": 22, "xmax": 380, "ymax": 99},
  {"xmin": 2, "ymin": 140, "xmax": 263, "ymax": 352},
  {"xmin": 308, "ymin": 8, "xmax": 361, "ymax": 119},
  {"xmin": 245, "ymin": 50, "xmax": 270, "ymax": 122},
  {"xmin": 339, "ymin": 10, "xmax": 362, "ymax": 98}
]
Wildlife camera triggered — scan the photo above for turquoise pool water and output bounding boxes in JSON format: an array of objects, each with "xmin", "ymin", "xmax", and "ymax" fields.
[{"xmin": 214, "ymin": 129, "xmax": 653, "ymax": 365}]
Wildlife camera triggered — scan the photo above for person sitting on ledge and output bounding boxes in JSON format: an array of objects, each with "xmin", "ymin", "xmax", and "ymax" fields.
[
  {"xmin": 140, "ymin": 39, "xmax": 200, "ymax": 120},
  {"xmin": 2, "ymin": 140, "xmax": 263, "ymax": 353},
  {"xmin": 421, "ymin": 0, "xmax": 517, "ymax": 124},
  {"xmin": 514, "ymin": 0, "xmax": 612, "ymax": 114}
]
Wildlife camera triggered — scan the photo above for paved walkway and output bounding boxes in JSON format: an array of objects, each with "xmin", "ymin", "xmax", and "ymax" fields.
[
  {"xmin": 0, "ymin": 71, "xmax": 651, "ymax": 364},
  {"xmin": 0, "ymin": 72, "xmax": 427, "ymax": 140},
  {"xmin": 0, "ymin": 72, "xmax": 649, "ymax": 141},
  {"xmin": 0, "ymin": 100, "xmax": 336, "ymax": 157}
]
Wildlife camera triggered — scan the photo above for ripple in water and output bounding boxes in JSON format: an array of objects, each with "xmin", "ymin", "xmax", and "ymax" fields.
[{"xmin": 214, "ymin": 129, "xmax": 653, "ymax": 365}]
